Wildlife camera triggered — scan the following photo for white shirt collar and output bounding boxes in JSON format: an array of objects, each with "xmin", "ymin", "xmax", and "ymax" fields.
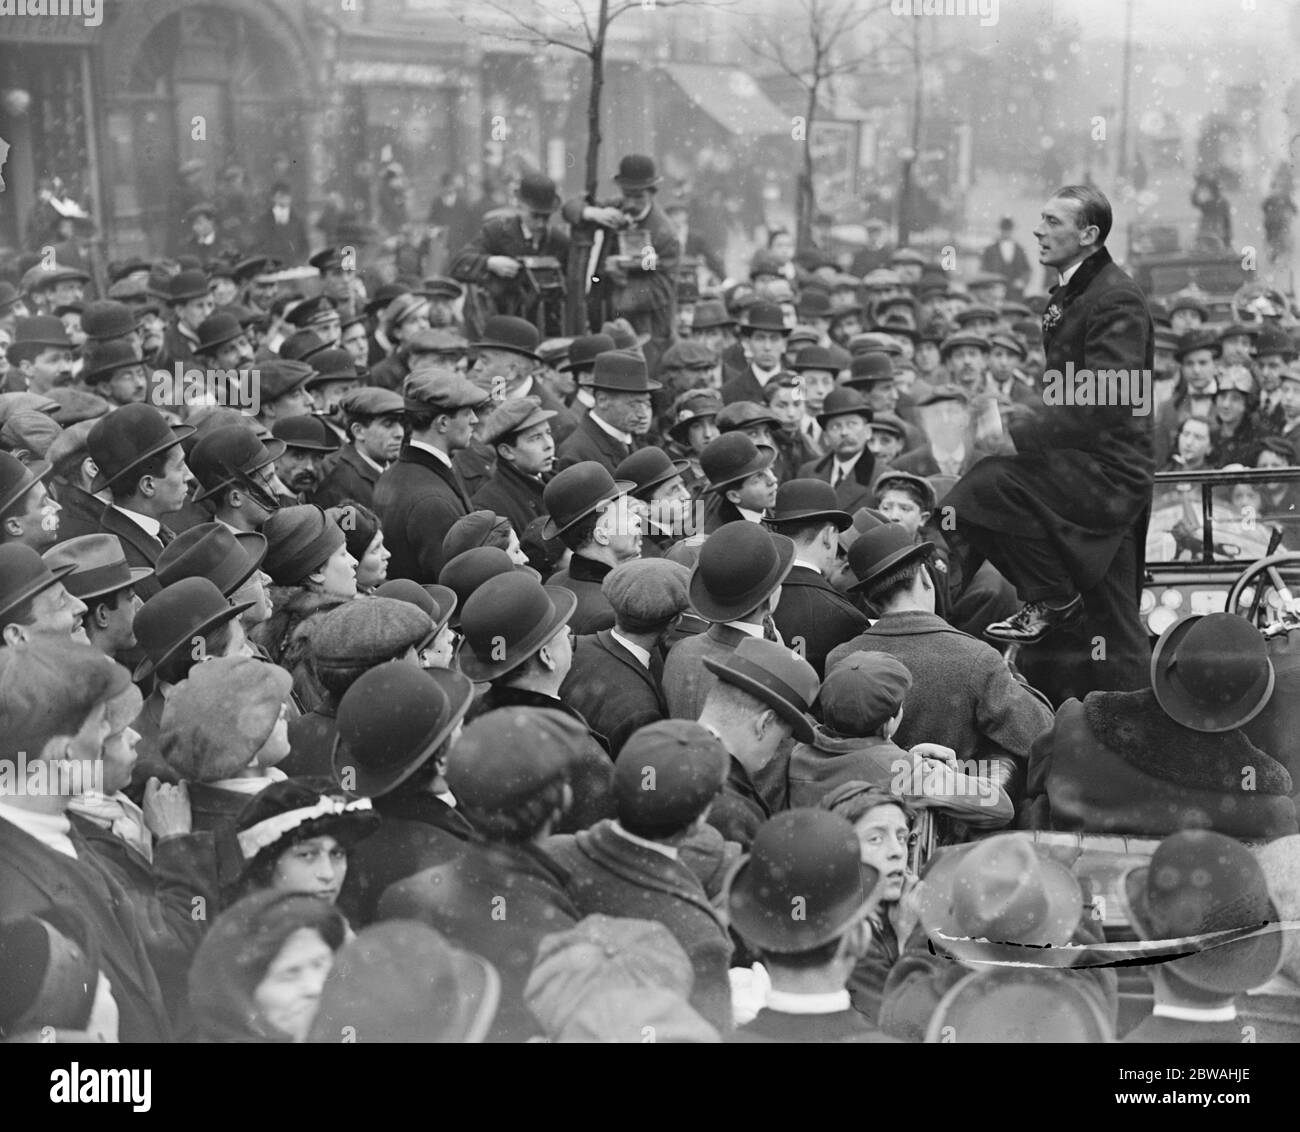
[
  {"xmin": 576, "ymin": 388, "xmax": 596, "ymax": 409},
  {"xmin": 833, "ymin": 451, "xmax": 862, "ymax": 477},
  {"xmin": 764, "ymin": 989, "xmax": 851, "ymax": 1015},
  {"xmin": 510, "ymin": 375, "xmax": 535, "ymax": 399},
  {"xmin": 726, "ymin": 619, "xmax": 766, "ymax": 639},
  {"xmin": 354, "ymin": 447, "xmax": 385, "ymax": 474},
  {"xmin": 793, "ymin": 557, "xmax": 822, "ymax": 573},
  {"xmin": 610, "ymin": 819, "xmax": 679, "ymax": 860},
  {"xmin": 1058, "ymin": 255, "xmax": 1092, "ymax": 288},
  {"xmin": 737, "ymin": 506, "xmax": 766, "ymax": 523},
  {"xmin": 609, "ymin": 629, "xmax": 651, "ymax": 668},
  {"xmin": 408, "ymin": 438, "xmax": 452, "ymax": 467},
  {"xmin": 589, "ymin": 411, "xmax": 633, "ymax": 446},
  {"xmin": 0, "ymin": 804, "xmax": 77, "ymax": 860},
  {"xmin": 750, "ymin": 363, "xmax": 781, "ymax": 386},
  {"xmin": 1151, "ymin": 1003, "xmax": 1237, "ymax": 1022},
  {"xmin": 113, "ymin": 504, "xmax": 161, "ymax": 539},
  {"xmin": 207, "ymin": 768, "xmax": 287, "ymax": 795}
]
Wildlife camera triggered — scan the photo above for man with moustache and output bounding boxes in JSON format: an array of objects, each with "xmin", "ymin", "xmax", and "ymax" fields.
[{"xmin": 555, "ymin": 349, "xmax": 658, "ymax": 474}]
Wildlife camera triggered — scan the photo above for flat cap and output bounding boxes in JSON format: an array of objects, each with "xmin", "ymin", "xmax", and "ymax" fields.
[
  {"xmin": 0, "ymin": 411, "xmax": 60, "ymax": 459},
  {"xmin": 44, "ymin": 419, "xmax": 95, "ymax": 475},
  {"xmin": 478, "ymin": 395, "xmax": 557, "ymax": 447},
  {"xmin": 613, "ymin": 719, "xmax": 729, "ymax": 830},
  {"xmin": 44, "ymin": 387, "xmax": 112, "ymax": 426},
  {"xmin": 441, "ymin": 509, "xmax": 513, "ymax": 562},
  {"xmin": 338, "ymin": 386, "xmax": 404, "ymax": 419},
  {"xmin": 821, "ymin": 651, "xmax": 913, "ymax": 736},
  {"xmin": 601, "ymin": 558, "xmax": 691, "ymax": 626},
  {"xmin": 445, "ymin": 707, "xmax": 572, "ymax": 816},
  {"xmin": 309, "ymin": 596, "xmax": 434, "ymax": 670},
  {"xmin": 402, "ymin": 368, "xmax": 490, "ymax": 413}
]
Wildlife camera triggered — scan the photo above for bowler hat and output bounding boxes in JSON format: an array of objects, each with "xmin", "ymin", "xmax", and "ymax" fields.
[
  {"xmin": 303, "ymin": 349, "xmax": 359, "ymax": 387},
  {"xmin": 6, "ymin": 316, "xmax": 71, "ymax": 360},
  {"xmin": 1254, "ymin": 323, "xmax": 1296, "ymax": 359},
  {"xmin": 847, "ymin": 522, "xmax": 934, "ymax": 594},
  {"xmin": 716, "ymin": 400, "xmax": 780, "ymax": 435},
  {"xmin": 475, "ymin": 315, "xmax": 542, "ymax": 362},
  {"xmin": 166, "ymin": 270, "xmax": 211, "ymax": 304},
  {"xmin": 789, "ymin": 345, "xmax": 840, "ymax": 374},
  {"xmin": 703, "ymin": 635, "xmax": 818, "ymax": 743},
  {"xmin": 155, "ymin": 522, "xmax": 266, "ymax": 596},
  {"xmin": 271, "ymin": 415, "xmax": 342, "ymax": 453},
  {"xmin": 0, "ymin": 451, "xmax": 49, "ymax": 520},
  {"xmin": 457, "ymin": 571, "xmax": 577, "ymax": 682},
  {"xmin": 614, "ymin": 446, "xmax": 688, "ymax": 501},
  {"xmin": 587, "ymin": 348, "xmax": 661, "ymax": 393},
  {"xmin": 874, "ymin": 470, "xmax": 936, "ymax": 512},
  {"xmin": 924, "ymin": 968, "xmax": 1113, "ymax": 1043},
  {"xmin": 81, "ymin": 340, "xmax": 143, "ymax": 385},
  {"xmin": 194, "ymin": 312, "xmax": 245, "ymax": 356},
  {"xmin": 1150, "ymin": 613, "xmax": 1274, "ymax": 732},
  {"xmin": 916, "ymin": 834, "xmax": 1082, "ymax": 962},
  {"xmin": 0, "ymin": 543, "xmax": 76, "ymax": 624},
  {"xmin": 725, "ymin": 809, "xmax": 880, "ymax": 953},
  {"xmin": 189, "ymin": 425, "xmax": 284, "ymax": 501},
  {"xmin": 796, "ymin": 291, "xmax": 833, "ymax": 320},
  {"xmin": 1124, "ymin": 829, "xmax": 1283, "ymax": 996},
  {"xmin": 844, "ymin": 352, "xmax": 895, "ymax": 389},
  {"xmin": 334, "ymin": 663, "xmax": 475, "ymax": 798},
  {"xmin": 848, "ymin": 332, "xmax": 900, "ymax": 358},
  {"xmin": 614, "ymin": 720, "xmax": 728, "ymax": 831},
  {"xmin": 690, "ymin": 299, "xmax": 735, "ymax": 331},
  {"xmin": 518, "ymin": 172, "xmax": 561, "ymax": 212},
  {"xmin": 42, "ymin": 534, "xmax": 153, "ymax": 601},
  {"xmin": 699, "ymin": 433, "xmax": 775, "ymax": 493},
  {"xmin": 558, "ymin": 333, "xmax": 616, "ymax": 374},
  {"xmin": 689, "ymin": 521, "xmax": 794, "ymax": 624},
  {"xmin": 373, "ymin": 578, "xmax": 457, "ymax": 644},
  {"xmin": 438, "ymin": 546, "xmax": 534, "ymax": 629},
  {"xmin": 815, "ymin": 387, "xmax": 873, "ymax": 429},
  {"xmin": 280, "ymin": 330, "xmax": 324, "ymax": 363},
  {"xmin": 262, "ymin": 504, "xmax": 347, "ymax": 586},
  {"xmin": 667, "ymin": 389, "xmax": 723, "ymax": 443},
  {"xmin": 541, "ymin": 461, "xmax": 633, "ymax": 539},
  {"xmin": 132, "ymin": 576, "xmax": 253, "ymax": 681},
  {"xmin": 478, "ymin": 395, "xmax": 556, "ymax": 447},
  {"xmin": 766, "ymin": 478, "xmax": 851, "ymax": 531},
  {"xmin": 80, "ymin": 300, "xmax": 137, "ymax": 344},
  {"xmin": 1175, "ymin": 327, "xmax": 1221, "ymax": 360},
  {"xmin": 612, "ymin": 154, "xmax": 662, "ymax": 190},
  {"xmin": 87, "ymin": 404, "xmax": 194, "ymax": 493},
  {"xmin": 402, "ymin": 368, "xmax": 490, "ymax": 414},
  {"xmin": 738, "ymin": 302, "xmax": 789, "ymax": 336}
]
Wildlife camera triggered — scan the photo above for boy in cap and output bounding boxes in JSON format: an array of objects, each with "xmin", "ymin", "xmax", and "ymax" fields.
[
  {"xmin": 0, "ymin": 640, "xmax": 174, "ymax": 1041},
  {"xmin": 312, "ymin": 386, "xmax": 406, "ymax": 511},
  {"xmin": 378, "ymin": 706, "xmax": 583, "ymax": 1042},
  {"xmin": 543, "ymin": 719, "xmax": 735, "ymax": 1032},
  {"xmin": 374, "ymin": 368, "xmax": 489, "ymax": 581},
  {"xmin": 471, "ymin": 394, "xmax": 558, "ymax": 537},
  {"xmin": 559, "ymin": 558, "xmax": 690, "ymax": 755},
  {"xmin": 727, "ymin": 810, "xmax": 894, "ymax": 1043}
]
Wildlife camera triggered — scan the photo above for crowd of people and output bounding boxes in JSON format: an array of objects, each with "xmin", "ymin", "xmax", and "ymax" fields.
[{"xmin": 0, "ymin": 157, "xmax": 1297, "ymax": 1045}]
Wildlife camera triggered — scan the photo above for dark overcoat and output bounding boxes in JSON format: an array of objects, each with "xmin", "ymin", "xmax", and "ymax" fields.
[
  {"xmin": 373, "ymin": 443, "xmax": 475, "ymax": 582},
  {"xmin": 560, "ymin": 629, "xmax": 667, "ymax": 755}
]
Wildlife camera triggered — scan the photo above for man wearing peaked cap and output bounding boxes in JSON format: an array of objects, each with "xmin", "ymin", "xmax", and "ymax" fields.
[
  {"xmin": 541, "ymin": 718, "xmax": 735, "ymax": 1032},
  {"xmin": 765, "ymin": 478, "xmax": 868, "ymax": 677},
  {"xmin": 555, "ymin": 349, "xmax": 659, "ymax": 475},
  {"xmin": 661, "ymin": 521, "xmax": 797, "ymax": 723},
  {"xmin": 448, "ymin": 172, "xmax": 570, "ymax": 335},
  {"xmin": 312, "ymin": 385, "xmax": 406, "ymax": 512},
  {"xmin": 727, "ymin": 810, "xmax": 893, "ymax": 1043},
  {"xmin": 1, "ymin": 450, "xmax": 60, "ymax": 552},
  {"xmin": 373, "ymin": 368, "xmax": 489, "ymax": 583},
  {"xmin": 87, "ymin": 404, "xmax": 195, "ymax": 600},
  {"xmin": 188, "ymin": 424, "xmax": 289, "ymax": 534},
  {"xmin": 559, "ymin": 557, "xmax": 691, "ymax": 755},
  {"xmin": 543, "ymin": 461, "xmax": 642, "ymax": 635},
  {"xmin": 42, "ymin": 534, "xmax": 152, "ymax": 661},
  {"xmin": 721, "ymin": 301, "xmax": 793, "ymax": 406},
  {"xmin": 470, "ymin": 394, "xmax": 558, "ymax": 538},
  {"xmin": 270, "ymin": 415, "xmax": 341, "ymax": 504},
  {"xmin": 699, "ymin": 432, "xmax": 778, "ymax": 534}
]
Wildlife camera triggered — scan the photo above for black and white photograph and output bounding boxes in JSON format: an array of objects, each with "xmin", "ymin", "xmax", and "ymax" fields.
[{"xmin": 1, "ymin": 0, "xmax": 1298, "ymax": 1078}]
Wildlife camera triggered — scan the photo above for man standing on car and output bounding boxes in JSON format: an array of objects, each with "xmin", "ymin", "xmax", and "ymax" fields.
[{"xmin": 943, "ymin": 185, "xmax": 1155, "ymax": 704}]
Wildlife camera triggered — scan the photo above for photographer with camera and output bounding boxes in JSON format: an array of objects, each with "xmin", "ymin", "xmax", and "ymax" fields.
[{"xmin": 450, "ymin": 172, "xmax": 570, "ymax": 339}]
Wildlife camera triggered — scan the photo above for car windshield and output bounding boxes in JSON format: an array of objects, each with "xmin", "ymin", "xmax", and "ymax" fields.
[{"xmin": 1147, "ymin": 466, "xmax": 1300, "ymax": 564}]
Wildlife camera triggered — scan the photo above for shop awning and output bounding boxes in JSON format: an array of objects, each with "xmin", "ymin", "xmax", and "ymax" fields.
[{"xmin": 659, "ymin": 64, "xmax": 789, "ymax": 138}]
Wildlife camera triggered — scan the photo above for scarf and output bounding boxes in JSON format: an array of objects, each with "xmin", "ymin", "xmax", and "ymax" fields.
[{"xmin": 68, "ymin": 791, "xmax": 153, "ymax": 862}]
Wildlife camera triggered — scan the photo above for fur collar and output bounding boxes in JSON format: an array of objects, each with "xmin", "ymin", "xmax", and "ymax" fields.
[{"xmin": 1083, "ymin": 689, "xmax": 1292, "ymax": 795}]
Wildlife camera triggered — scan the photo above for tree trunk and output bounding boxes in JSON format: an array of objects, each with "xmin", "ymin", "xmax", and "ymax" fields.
[
  {"xmin": 565, "ymin": 0, "xmax": 610, "ymax": 336},
  {"xmin": 898, "ymin": 24, "xmax": 923, "ymax": 246},
  {"xmin": 796, "ymin": 81, "xmax": 819, "ymax": 251}
]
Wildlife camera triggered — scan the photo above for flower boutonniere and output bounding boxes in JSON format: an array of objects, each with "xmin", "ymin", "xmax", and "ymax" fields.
[{"xmin": 1042, "ymin": 302, "xmax": 1063, "ymax": 335}]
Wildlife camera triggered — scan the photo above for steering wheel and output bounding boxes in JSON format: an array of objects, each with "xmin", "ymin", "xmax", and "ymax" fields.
[{"xmin": 1226, "ymin": 551, "xmax": 1300, "ymax": 631}]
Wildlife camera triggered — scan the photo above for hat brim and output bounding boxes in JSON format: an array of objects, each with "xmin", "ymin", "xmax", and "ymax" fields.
[
  {"xmin": 473, "ymin": 339, "xmax": 541, "ymax": 363},
  {"xmin": 191, "ymin": 443, "xmax": 286, "ymax": 502},
  {"xmin": 278, "ymin": 433, "xmax": 342, "ymax": 453},
  {"xmin": 194, "ymin": 327, "xmax": 245, "ymax": 355},
  {"xmin": 90, "ymin": 425, "xmax": 196, "ymax": 493},
  {"xmin": 816, "ymin": 404, "xmax": 874, "ymax": 429},
  {"xmin": 0, "ymin": 560, "xmax": 77, "ymax": 624},
  {"xmin": 420, "ymin": 583, "xmax": 458, "ymax": 645},
  {"xmin": 588, "ymin": 376, "xmax": 664, "ymax": 393},
  {"xmin": 0, "ymin": 460, "xmax": 51, "ymax": 518},
  {"xmin": 333, "ymin": 668, "xmax": 476, "ymax": 799},
  {"xmin": 1123, "ymin": 865, "xmax": 1284, "ymax": 995},
  {"xmin": 628, "ymin": 459, "xmax": 691, "ymax": 500},
  {"xmin": 457, "ymin": 586, "xmax": 578, "ymax": 683},
  {"xmin": 703, "ymin": 657, "xmax": 813, "ymax": 745},
  {"xmin": 767, "ymin": 506, "xmax": 853, "ymax": 532},
  {"xmin": 224, "ymin": 531, "xmax": 270, "ymax": 596},
  {"xmin": 916, "ymin": 841, "xmax": 1082, "ymax": 959},
  {"xmin": 690, "ymin": 317, "xmax": 737, "ymax": 332},
  {"xmin": 848, "ymin": 539, "xmax": 934, "ymax": 594},
  {"xmin": 688, "ymin": 530, "xmax": 795, "ymax": 625},
  {"xmin": 613, "ymin": 175, "xmax": 663, "ymax": 190},
  {"xmin": 540, "ymin": 480, "xmax": 635, "ymax": 540},
  {"xmin": 1150, "ymin": 615, "xmax": 1276, "ymax": 732},
  {"xmin": 70, "ymin": 565, "xmax": 156, "ymax": 602},
  {"xmin": 667, "ymin": 413, "xmax": 718, "ymax": 442},
  {"xmin": 702, "ymin": 444, "xmax": 776, "ymax": 494},
  {"xmin": 723, "ymin": 852, "xmax": 880, "ymax": 953},
  {"xmin": 132, "ymin": 598, "xmax": 254, "ymax": 682}
]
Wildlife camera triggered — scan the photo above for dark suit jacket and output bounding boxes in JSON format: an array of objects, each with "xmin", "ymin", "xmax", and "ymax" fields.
[
  {"xmin": 373, "ymin": 443, "xmax": 474, "ymax": 582},
  {"xmin": 186, "ymin": 782, "xmax": 253, "ymax": 893},
  {"xmin": 708, "ymin": 755, "xmax": 770, "ymax": 850},
  {"xmin": 979, "ymin": 238, "xmax": 1031, "ymax": 286},
  {"xmin": 0, "ymin": 816, "xmax": 171, "ymax": 1041},
  {"xmin": 449, "ymin": 213, "xmax": 570, "ymax": 327},
  {"xmin": 281, "ymin": 703, "xmax": 339, "ymax": 781},
  {"xmin": 798, "ymin": 448, "xmax": 879, "ymax": 515},
  {"xmin": 562, "ymin": 197, "xmax": 680, "ymax": 321},
  {"xmin": 720, "ymin": 366, "xmax": 793, "ymax": 407},
  {"xmin": 560, "ymin": 629, "xmax": 667, "ymax": 755},
  {"xmin": 248, "ymin": 208, "xmax": 310, "ymax": 265},
  {"xmin": 97, "ymin": 505, "xmax": 168, "ymax": 600},
  {"xmin": 338, "ymin": 789, "xmax": 474, "ymax": 927},
  {"xmin": 555, "ymin": 412, "xmax": 632, "ymax": 475},
  {"xmin": 548, "ymin": 554, "xmax": 615, "ymax": 635},
  {"xmin": 472, "ymin": 457, "xmax": 546, "ymax": 538},
  {"xmin": 51, "ymin": 482, "xmax": 104, "ymax": 543},
  {"xmin": 662, "ymin": 622, "xmax": 750, "ymax": 721},
  {"xmin": 312, "ymin": 444, "xmax": 382, "ymax": 511},
  {"xmin": 773, "ymin": 563, "xmax": 870, "ymax": 678}
]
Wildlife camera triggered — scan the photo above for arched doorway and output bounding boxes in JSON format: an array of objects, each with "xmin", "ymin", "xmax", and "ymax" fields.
[{"xmin": 100, "ymin": 1, "xmax": 317, "ymax": 257}]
